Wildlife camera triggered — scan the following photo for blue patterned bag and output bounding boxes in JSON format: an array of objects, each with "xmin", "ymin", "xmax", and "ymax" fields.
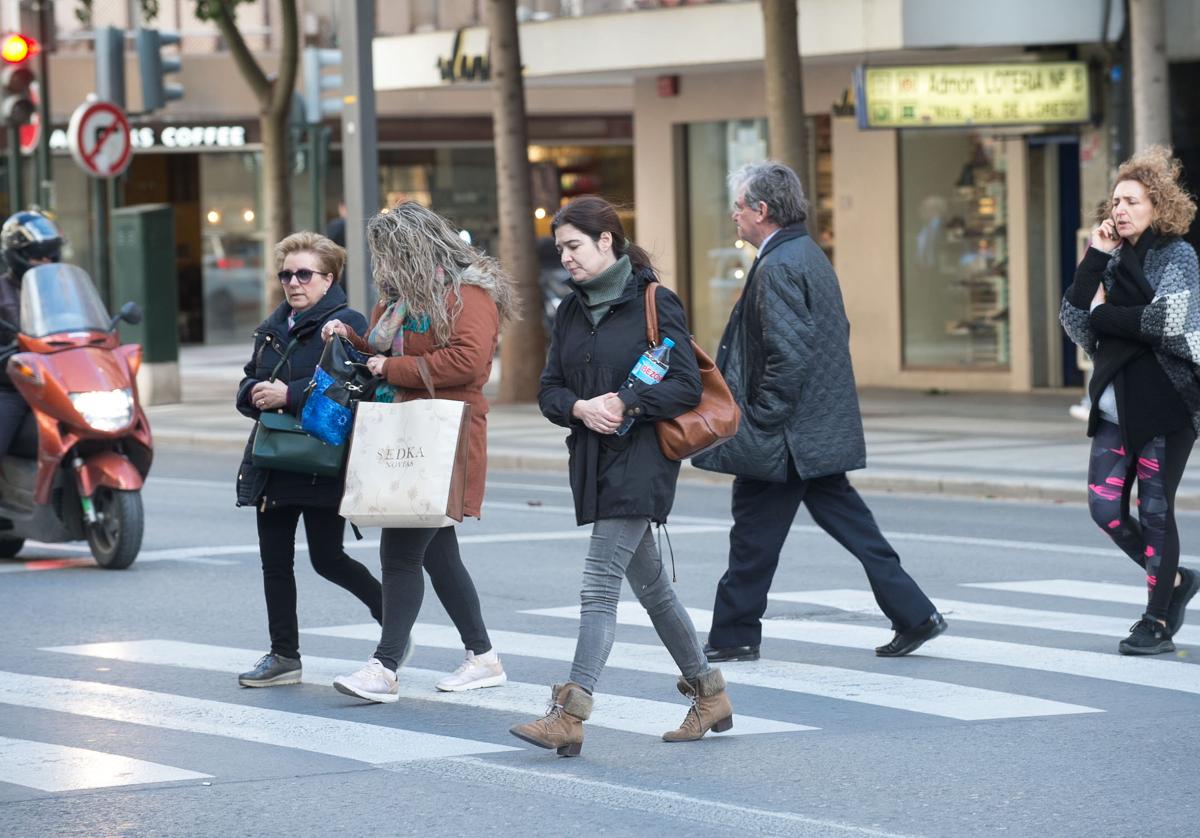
[{"xmin": 300, "ymin": 337, "xmax": 373, "ymax": 446}]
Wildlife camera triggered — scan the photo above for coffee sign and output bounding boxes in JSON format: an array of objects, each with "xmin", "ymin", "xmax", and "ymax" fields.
[{"xmin": 855, "ymin": 62, "xmax": 1090, "ymax": 129}]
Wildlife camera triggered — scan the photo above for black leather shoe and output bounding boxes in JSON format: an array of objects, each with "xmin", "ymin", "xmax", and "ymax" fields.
[
  {"xmin": 875, "ymin": 612, "xmax": 947, "ymax": 657},
  {"xmin": 703, "ymin": 643, "xmax": 760, "ymax": 663}
]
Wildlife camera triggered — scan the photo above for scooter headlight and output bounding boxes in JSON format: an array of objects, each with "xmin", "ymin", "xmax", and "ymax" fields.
[{"xmin": 69, "ymin": 388, "xmax": 134, "ymax": 432}]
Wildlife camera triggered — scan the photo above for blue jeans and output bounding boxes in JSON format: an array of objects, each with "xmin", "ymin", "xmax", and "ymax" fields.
[{"xmin": 569, "ymin": 516, "xmax": 708, "ymax": 693}]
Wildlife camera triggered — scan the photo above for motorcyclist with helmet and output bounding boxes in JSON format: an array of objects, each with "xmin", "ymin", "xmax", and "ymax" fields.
[{"xmin": 0, "ymin": 210, "xmax": 65, "ymax": 456}]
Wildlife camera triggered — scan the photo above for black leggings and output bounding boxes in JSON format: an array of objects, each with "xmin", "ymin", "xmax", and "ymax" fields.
[
  {"xmin": 372, "ymin": 526, "xmax": 491, "ymax": 671},
  {"xmin": 256, "ymin": 505, "xmax": 383, "ymax": 660},
  {"xmin": 1087, "ymin": 420, "xmax": 1194, "ymax": 619}
]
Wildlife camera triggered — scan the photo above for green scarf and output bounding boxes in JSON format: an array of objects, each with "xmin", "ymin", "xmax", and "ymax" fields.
[{"xmin": 576, "ymin": 255, "xmax": 632, "ymax": 325}]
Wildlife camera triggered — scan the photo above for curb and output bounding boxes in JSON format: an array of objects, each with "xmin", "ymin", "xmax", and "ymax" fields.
[{"xmin": 152, "ymin": 431, "xmax": 1200, "ymax": 510}]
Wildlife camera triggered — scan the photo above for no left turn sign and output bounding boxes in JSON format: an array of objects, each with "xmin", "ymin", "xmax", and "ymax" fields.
[{"xmin": 67, "ymin": 100, "xmax": 134, "ymax": 178}]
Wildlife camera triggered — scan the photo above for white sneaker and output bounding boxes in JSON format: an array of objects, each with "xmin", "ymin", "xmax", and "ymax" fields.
[
  {"xmin": 333, "ymin": 658, "xmax": 399, "ymax": 703},
  {"xmin": 435, "ymin": 649, "xmax": 507, "ymax": 692},
  {"xmin": 1068, "ymin": 401, "xmax": 1091, "ymax": 421}
]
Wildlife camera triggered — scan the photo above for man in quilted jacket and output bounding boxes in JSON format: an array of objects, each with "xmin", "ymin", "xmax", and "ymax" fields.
[{"xmin": 693, "ymin": 161, "xmax": 946, "ymax": 662}]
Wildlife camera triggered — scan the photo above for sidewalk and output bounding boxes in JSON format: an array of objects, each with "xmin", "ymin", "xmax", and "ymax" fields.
[{"xmin": 149, "ymin": 344, "xmax": 1200, "ymax": 508}]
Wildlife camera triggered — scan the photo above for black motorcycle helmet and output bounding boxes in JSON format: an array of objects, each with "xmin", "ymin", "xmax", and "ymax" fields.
[{"xmin": 2, "ymin": 210, "xmax": 63, "ymax": 280}]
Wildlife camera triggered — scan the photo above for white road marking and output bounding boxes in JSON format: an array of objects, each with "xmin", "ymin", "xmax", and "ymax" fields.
[
  {"xmin": 406, "ymin": 756, "xmax": 920, "ymax": 838},
  {"xmin": 0, "ymin": 735, "xmax": 211, "ymax": 792},
  {"xmin": 962, "ymin": 578, "xmax": 1198, "ymax": 609},
  {"xmin": 44, "ymin": 640, "xmax": 806, "ymax": 738},
  {"xmin": 303, "ymin": 623, "xmax": 1099, "ymax": 722},
  {"xmin": 770, "ymin": 589, "xmax": 1200, "ymax": 646},
  {"xmin": 525, "ymin": 603, "xmax": 1200, "ymax": 696},
  {"xmin": 0, "ymin": 670, "xmax": 514, "ymax": 763}
]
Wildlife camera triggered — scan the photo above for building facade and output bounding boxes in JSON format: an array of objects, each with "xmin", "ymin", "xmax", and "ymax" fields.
[{"xmin": 4, "ymin": 0, "xmax": 1200, "ymax": 394}]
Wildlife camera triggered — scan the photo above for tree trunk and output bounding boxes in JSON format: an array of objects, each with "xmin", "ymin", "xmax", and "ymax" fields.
[
  {"xmin": 260, "ymin": 111, "xmax": 291, "ymax": 309},
  {"xmin": 201, "ymin": 0, "xmax": 300, "ymax": 312},
  {"xmin": 486, "ymin": 0, "xmax": 544, "ymax": 403},
  {"xmin": 1129, "ymin": 0, "xmax": 1170, "ymax": 151},
  {"xmin": 761, "ymin": 0, "xmax": 807, "ymax": 175}
]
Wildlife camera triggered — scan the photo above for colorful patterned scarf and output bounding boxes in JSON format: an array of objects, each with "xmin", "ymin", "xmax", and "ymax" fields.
[{"xmin": 368, "ymin": 299, "xmax": 407, "ymax": 355}]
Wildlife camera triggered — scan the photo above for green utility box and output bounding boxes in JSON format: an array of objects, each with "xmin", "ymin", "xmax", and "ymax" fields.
[{"xmin": 111, "ymin": 203, "xmax": 179, "ymax": 364}]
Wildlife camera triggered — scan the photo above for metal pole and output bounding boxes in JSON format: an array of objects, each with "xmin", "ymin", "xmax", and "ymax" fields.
[
  {"xmin": 91, "ymin": 177, "xmax": 109, "ymax": 306},
  {"xmin": 7, "ymin": 124, "xmax": 23, "ymax": 211},
  {"xmin": 337, "ymin": 0, "xmax": 379, "ymax": 315},
  {"xmin": 310, "ymin": 125, "xmax": 322, "ymax": 231},
  {"xmin": 34, "ymin": 0, "xmax": 52, "ymax": 208}
]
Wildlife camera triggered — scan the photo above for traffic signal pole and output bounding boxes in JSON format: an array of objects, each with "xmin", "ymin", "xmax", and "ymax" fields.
[
  {"xmin": 33, "ymin": 0, "xmax": 50, "ymax": 207},
  {"xmin": 6, "ymin": 122, "xmax": 20, "ymax": 209}
]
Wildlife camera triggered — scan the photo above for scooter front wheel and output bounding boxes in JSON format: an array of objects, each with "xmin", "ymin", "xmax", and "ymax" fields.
[{"xmin": 87, "ymin": 488, "xmax": 144, "ymax": 570}]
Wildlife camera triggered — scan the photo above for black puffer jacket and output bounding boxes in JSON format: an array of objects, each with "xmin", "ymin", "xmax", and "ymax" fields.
[
  {"xmin": 235, "ymin": 282, "xmax": 367, "ymax": 510},
  {"xmin": 539, "ymin": 267, "xmax": 701, "ymax": 525},
  {"xmin": 693, "ymin": 224, "xmax": 866, "ymax": 482}
]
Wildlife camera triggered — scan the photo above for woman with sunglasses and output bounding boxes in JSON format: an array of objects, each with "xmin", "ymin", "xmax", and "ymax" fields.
[{"xmin": 234, "ymin": 231, "xmax": 385, "ymax": 688}]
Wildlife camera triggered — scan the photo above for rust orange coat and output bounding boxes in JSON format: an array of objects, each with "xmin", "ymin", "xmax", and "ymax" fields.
[{"xmin": 346, "ymin": 284, "xmax": 499, "ymax": 518}]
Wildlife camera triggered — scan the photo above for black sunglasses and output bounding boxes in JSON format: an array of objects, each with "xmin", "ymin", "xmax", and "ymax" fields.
[{"xmin": 277, "ymin": 268, "xmax": 332, "ymax": 284}]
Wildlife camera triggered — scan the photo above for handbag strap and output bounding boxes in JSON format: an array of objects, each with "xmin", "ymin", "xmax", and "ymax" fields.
[
  {"xmin": 414, "ymin": 356, "xmax": 437, "ymax": 398},
  {"xmin": 268, "ymin": 335, "xmax": 301, "ymax": 383},
  {"xmin": 643, "ymin": 280, "xmax": 661, "ymax": 348}
]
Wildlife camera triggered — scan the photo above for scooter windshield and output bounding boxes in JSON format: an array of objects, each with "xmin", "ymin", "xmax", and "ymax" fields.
[{"xmin": 19, "ymin": 264, "xmax": 111, "ymax": 338}]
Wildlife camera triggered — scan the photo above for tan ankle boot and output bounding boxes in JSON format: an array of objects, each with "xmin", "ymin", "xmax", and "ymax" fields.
[
  {"xmin": 509, "ymin": 682, "xmax": 593, "ymax": 756},
  {"xmin": 662, "ymin": 668, "xmax": 733, "ymax": 742}
]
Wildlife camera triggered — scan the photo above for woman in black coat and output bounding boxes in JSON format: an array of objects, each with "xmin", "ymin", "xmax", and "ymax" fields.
[
  {"xmin": 509, "ymin": 197, "xmax": 733, "ymax": 757},
  {"xmin": 234, "ymin": 231, "xmax": 383, "ymax": 688}
]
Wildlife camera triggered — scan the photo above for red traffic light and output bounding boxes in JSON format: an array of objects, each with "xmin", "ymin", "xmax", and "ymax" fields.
[{"xmin": 1, "ymin": 34, "xmax": 35, "ymax": 64}]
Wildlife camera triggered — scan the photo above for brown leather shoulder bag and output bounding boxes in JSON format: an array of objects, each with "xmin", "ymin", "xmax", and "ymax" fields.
[{"xmin": 643, "ymin": 282, "xmax": 740, "ymax": 461}]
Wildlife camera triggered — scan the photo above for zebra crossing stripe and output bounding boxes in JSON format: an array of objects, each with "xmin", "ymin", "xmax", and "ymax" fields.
[
  {"xmin": 302, "ymin": 622, "xmax": 1099, "ymax": 721},
  {"xmin": 0, "ymin": 735, "xmax": 211, "ymax": 792},
  {"xmin": 0, "ymin": 670, "xmax": 514, "ymax": 763},
  {"xmin": 960, "ymin": 578, "xmax": 1198, "ymax": 609},
  {"xmin": 524, "ymin": 603, "xmax": 1200, "ymax": 696},
  {"xmin": 44, "ymin": 640, "xmax": 808, "ymax": 738},
  {"xmin": 770, "ymin": 589, "xmax": 1200, "ymax": 646}
]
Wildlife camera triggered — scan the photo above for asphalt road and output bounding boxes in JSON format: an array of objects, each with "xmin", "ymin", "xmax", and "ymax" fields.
[{"xmin": 1, "ymin": 448, "xmax": 1198, "ymax": 837}]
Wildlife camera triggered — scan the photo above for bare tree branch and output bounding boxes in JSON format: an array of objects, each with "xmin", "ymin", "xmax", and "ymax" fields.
[
  {"xmin": 206, "ymin": 0, "xmax": 271, "ymax": 105},
  {"xmin": 268, "ymin": 0, "xmax": 299, "ymax": 118}
]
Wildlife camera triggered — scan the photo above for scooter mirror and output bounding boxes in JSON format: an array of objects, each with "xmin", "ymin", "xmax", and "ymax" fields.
[
  {"xmin": 108, "ymin": 302, "xmax": 143, "ymax": 332},
  {"xmin": 120, "ymin": 302, "xmax": 143, "ymax": 326}
]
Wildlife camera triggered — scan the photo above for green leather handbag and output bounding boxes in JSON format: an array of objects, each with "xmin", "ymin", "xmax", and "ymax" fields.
[
  {"xmin": 252, "ymin": 410, "xmax": 346, "ymax": 477},
  {"xmin": 250, "ymin": 335, "xmax": 347, "ymax": 477}
]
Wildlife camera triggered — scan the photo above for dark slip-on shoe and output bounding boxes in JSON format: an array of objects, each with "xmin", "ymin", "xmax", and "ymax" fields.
[{"xmin": 875, "ymin": 612, "xmax": 948, "ymax": 657}]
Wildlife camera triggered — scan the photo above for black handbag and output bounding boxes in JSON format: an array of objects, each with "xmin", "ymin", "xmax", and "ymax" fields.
[{"xmin": 251, "ymin": 335, "xmax": 346, "ymax": 477}]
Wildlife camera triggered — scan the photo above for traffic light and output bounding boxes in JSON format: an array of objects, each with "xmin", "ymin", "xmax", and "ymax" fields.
[
  {"xmin": 94, "ymin": 26, "xmax": 126, "ymax": 109},
  {"xmin": 134, "ymin": 27, "xmax": 183, "ymax": 112},
  {"xmin": 1, "ymin": 33, "xmax": 35, "ymax": 126},
  {"xmin": 302, "ymin": 46, "xmax": 342, "ymax": 125}
]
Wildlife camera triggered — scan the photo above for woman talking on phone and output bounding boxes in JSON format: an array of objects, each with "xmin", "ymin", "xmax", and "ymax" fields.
[{"xmin": 1060, "ymin": 146, "xmax": 1200, "ymax": 656}]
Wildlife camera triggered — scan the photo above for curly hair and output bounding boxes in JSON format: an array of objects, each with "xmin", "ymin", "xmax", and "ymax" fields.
[
  {"xmin": 1098, "ymin": 146, "xmax": 1198, "ymax": 236},
  {"xmin": 274, "ymin": 231, "xmax": 346, "ymax": 280},
  {"xmin": 366, "ymin": 201, "xmax": 517, "ymax": 346}
]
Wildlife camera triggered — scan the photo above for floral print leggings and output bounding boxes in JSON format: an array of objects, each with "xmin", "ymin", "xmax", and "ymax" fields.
[{"xmin": 1088, "ymin": 419, "xmax": 1194, "ymax": 619}]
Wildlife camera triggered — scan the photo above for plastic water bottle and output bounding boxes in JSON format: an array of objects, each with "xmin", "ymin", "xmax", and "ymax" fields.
[{"xmin": 615, "ymin": 337, "xmax": 675, "ymax": 436}]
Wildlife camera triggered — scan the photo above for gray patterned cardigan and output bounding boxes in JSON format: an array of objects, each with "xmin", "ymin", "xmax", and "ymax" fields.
[{"xmin": 1059, "ymin": 237, "xmax": 1200, "ymax": 433}]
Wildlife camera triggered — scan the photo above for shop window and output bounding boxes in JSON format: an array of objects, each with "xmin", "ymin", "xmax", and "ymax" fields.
[
  {"xmin": 900, "ymin": 132, "xmax": 1009, "ymax": 369},
  {"xmin": 683, "ymin": 116, "xmax": 832, "ymax": 356},
  {"xmin": 200, "ymin": 153, "xmax": 265, "ymax": 344}
]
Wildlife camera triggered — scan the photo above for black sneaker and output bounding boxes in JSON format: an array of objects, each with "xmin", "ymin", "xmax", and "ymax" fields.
[
  {"xmin": 1118, "ymin": 615, "xmax": 1175, "ymax": 656},
  {"xmin": 238, "ymin": 653, "xmax": 302, "ymax": 687},
  {"xmin": 1166, "ymin": 567, "xmax": 1200, "ymax": 637}
]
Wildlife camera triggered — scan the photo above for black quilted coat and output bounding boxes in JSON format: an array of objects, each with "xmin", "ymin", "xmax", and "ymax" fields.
[
  {"xmin": 539, "ymin": 267, "xmax": 702, "ymax": 525},
  {"xmin": 692, "ymin": 224, "xmax": 866, "ymax": 482}
]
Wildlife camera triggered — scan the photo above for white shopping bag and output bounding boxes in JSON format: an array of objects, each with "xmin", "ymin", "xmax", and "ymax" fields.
[{"xmin": 339, "ymin": 399, "xmax": 471, "ymax": 528}]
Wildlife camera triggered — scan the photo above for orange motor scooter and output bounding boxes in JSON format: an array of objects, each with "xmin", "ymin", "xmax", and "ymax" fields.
[{"xmin": 0, "ymin": 263, "xmax": 152, "ymax": 569}]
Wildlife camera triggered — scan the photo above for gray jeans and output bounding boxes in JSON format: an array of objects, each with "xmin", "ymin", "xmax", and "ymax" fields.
[{"xmin": 569, "ymin": 516, "xmax": 709, "ymax": 693}]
